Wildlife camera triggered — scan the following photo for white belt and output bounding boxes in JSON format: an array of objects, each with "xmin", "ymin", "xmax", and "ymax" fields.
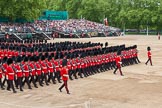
[
  {"xmin": 23, "ymin": 71, "xmax": 29, "ymax": 72},
  {"xmin": 8, "ymin": 73, "xmax": 14, "ymax": 75},
  {"xmin": 55, "ymin": 66, "xmax": 59, "ymax": 67},
  {"xmin": 42, "ymin": 67, "xmax": 47, "ymax": 69},
  {"xmin": 37, "ymin": 69, "xmax": 41, "ymax": 70},
  {"xmin": 17, "ymin": 70, "xmax": 22, "ymax": 72}
]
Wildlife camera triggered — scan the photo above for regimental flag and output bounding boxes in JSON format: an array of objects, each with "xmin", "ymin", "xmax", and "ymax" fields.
[{"xmin": 104, "ymin": 18, "xmax": 108, "ymax": 26}]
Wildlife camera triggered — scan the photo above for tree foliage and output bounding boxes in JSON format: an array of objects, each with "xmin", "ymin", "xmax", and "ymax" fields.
[
  {"xmin": 0, "ymin": 0, "xmax": 46, "ymax": 21},
  {"xmin": 48, "ymin": 0, "xmax": 162, "ymax": 30}
]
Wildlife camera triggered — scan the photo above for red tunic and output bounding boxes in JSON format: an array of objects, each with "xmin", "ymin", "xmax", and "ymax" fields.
[
  {"xmin": 29, "ymin": 62, "xmax": 36, "ymax": 76},
  {"xmin": 35, "ymin": 62, "xmax": 42, "ymax": 75},
  {"xmin": 4, "ymin": 50, "xmax": 8, "ymax": 57},
  {"xmin": 0, "ymin": 51, "xmax": 2, "ymax": 59},
  {"xmin": 8, "ymin": 51, "xmax": 12, "ymax": 58},
  {"xmin": 115, "ymin": 56, "xmax": 121, "ymax": 67},
  {"xmin": 60, "ymin": 67, "xmax": 68, "ymax": 81},
  {"xmin": 2, "ymin": 63, "xmax": 8, "ymax": 75},
  {"xmin": 148, "ymin": 51, "xmax": 151, "ymax": 58},
  {"xmin": 6, "ymin": 66, "xmax": 15, "ymax": 80},
  {"xmin": 54, "ymin": 61, "xmax": 59, "ymax": 71},
  {"xmin": 14, "ymin": 64, "xmax": 23, "ymax": 78},
  {"xmin": 0, "ymin": 68, "xmax": 2, "ymax": 78},
  {"xmin": 47, "ymin": 61, "xmax": 53, "ymax": 73},
  {"xmin": 41, "ymin": 61, "xmax": 48, "ymax": 73},
  {"xmin": 23, "ymin": 64, "xmax": 30, "ymax": 77},
  {"xmin": 67, "ymin": 61, "xmax": 72, "ymax": 70}
]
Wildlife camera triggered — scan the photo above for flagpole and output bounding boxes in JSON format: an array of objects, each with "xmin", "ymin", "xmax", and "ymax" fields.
[
  {"xmin": 147, "ymin": 25, "xmax": 148, "ymax": 36},
  {"xmin": 147, "ymin": 20, "xmax": 148, "ymax": 36}
]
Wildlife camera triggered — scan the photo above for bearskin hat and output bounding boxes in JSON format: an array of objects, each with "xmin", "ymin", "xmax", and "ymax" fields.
[
  {"xmin": 62, "ymin": 59, "xmax": 67, "ymax": 67},
  {"xmin": 7, "ymin": 58, "xmax": 13, "ymax": 65},
  {"xmin": 147, "ymin": 46, "xmax": 151, "ymax": 51},
  {"xmin": 29, "ymin": 56, "xmax": 34, "ymax": 61},
  {"xmin": 117, "ymin": 50, "xmax": 121, "ymax": 55},
  {"xmin": 45, "ymin": 52, "xmax": 49, "ymax": 58},
  {"xmin": 16, "ymin": 56, "xmax": 22, "ymax": 63},
  {"xmin": 24, "ymin": 57, "xmax": 28, "ymax": 62},
  {"xmin": 134, "ymin": 45, "xmax": 137, "ymax": 49},
  {"xmin": 105, "ymin": 42, "xmax": 108, "ymax": 47},
  {"xmin": 51, "ymin": 53, "xmax": 54, "ymax": 58},
  {"xmin": 48, "ymin": 55, "xmax": 52, "ymax": 61},
  {"xmin": 3, "ymin": 57, "xmax": 8, "ymax": 63},
  {"xmin": 41, "ymin": 55, "xmax": 45, "ymax": 61}
]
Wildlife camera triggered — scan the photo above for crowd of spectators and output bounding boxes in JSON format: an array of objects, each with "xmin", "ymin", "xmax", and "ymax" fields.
[{"xmin": 0, "ymin": 19, "xmax": 120, "ymax": 37}]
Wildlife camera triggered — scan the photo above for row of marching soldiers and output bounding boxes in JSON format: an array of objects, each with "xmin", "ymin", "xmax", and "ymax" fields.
[{"xmin": 0, "ymin": 45, "xmax": 140, "ymax": 93}]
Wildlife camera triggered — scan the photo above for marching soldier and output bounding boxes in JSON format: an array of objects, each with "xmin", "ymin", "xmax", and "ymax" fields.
[
  {"xmin": 35, "ymin": 56, "xmax": 43, "ymax": 87},
  {"xmin": 40, "ymin": 55, "xmax": 49, "ymax": 86},
  {"xmin": 14, "ymin": 56, "xmax": 23, "ymax": 91},
  {"xmin": 6, "ymin": 58, "xmax": 17, "ymax": 93},
  {"xmin": 47, "ymin": 56, "xmax": 55, "ymax": 84},
  {"xmin": 59, "ymin": 59, "xmax": 70, "ymax": 94},
  {"xmin": 22, "ymin": 57, "xmax": 32, "ymax": 89},
  {"xmin": 113, "ymin": 50, "xmax": 124, "ymax": 76},
  {"xmin": 0, "ymin": 63, "xmax": 5, "ymax": 90},
  {"xmin": 145, "ymin": 46, "xmax": 153, "ymax": 66},
  {"xmin": 29, "ymin": 56, "xmax": 38, "ymax": 88},
  {"xmin": 53, "ymin": 59, "xmax": 62, "ymax": 83},
  {"xmin": 2, "ymin": 57, "xmax": 8, "ymax": 87}
]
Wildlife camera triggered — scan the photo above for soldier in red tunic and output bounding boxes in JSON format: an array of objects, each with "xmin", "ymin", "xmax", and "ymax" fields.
[
  {"xmin": 145, "ymin": 46, "xmax": 152, "ymax": 66},
  {"xmin": 35, "ymin": 56, "xmax": 43, "ymax": 87},
  {"xmin": 2, "ymin": 57, "xmax": 8, "ymax": 87},
  {"xmin": 14, "ymin": 56, "xmax": 23, "ymax": 91},
  {"xmin": 0, "ymin": 62, "xmax": 5, "ymax": 90},
  {"xmin": 6, "ymin": 58, "xmax": 17, "ymax": 93},
  {"xmin": 47, "ymin": 55, "xmax": 55, "ymax": 84},
  {"xmin": 59, "ymin": 59, "xmax": 70, "ymax": 94},
  {"xmin": 40, "ymin": 55, "xmax": 49, "ymax": 86},
  {"xmin": 113, "ymin": 51, "xmax": 124, "ymax": 76},
  {"xmin": 29, "ymin": 56, "xmax": 38, "ymax": 88},
  {"xmin": 22, "ymin": 57, "xmax": 32, "ymax": 89}
]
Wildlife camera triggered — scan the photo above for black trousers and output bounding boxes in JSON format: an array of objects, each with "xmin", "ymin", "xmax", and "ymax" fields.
[
  {"xmin": 2, "ymin": 76, "xmax": 7, "ymax": 86},
  {"xmin": 16, "ymin": 77, "xmax": 23, "ymax": 90},
  {"xmin": 0, "ymin": 78, "xmax": 4, "ymax": 89},
  {"xmin": 146, "ymin": 58, "xmax": 152, "ymax": 65},
  {"xmin": 30, "ymin": 76, "xmax": 37, "ymax": 87},
  {"xmin": 7, "ymin": 80, "xmax": 16, "ymax": 93},
  {"xmin": 23, "ymin": 77, "xmax": 32, "ymax": 89},
  {"xmin": 72, "ymin": 69, "xmax": 78, "ymax": 79},
  {"xmin": 48, "ymin": 72, "xmax": 55, "ymax": 84},
  {"xmin": 77, "ymin": 68, "xmax": 83, "ymax": 78},
  {"xmin": 59, "ymin": 80, "xmax": 69, "ymax": 93},
  {"xmin": 113, "ymin": 65, "xmax": 123, "ymax": 76},
  {"xmin": 54, "ymin": 71, "xmax": 61, "ymax": 83},
  {"xmin": 68, "ymin": 69, "xmax": 73, "ymax": 80},
  {"xmin": 36, "ymin": 75, "xmax": 43, "ymax": 86},
  {"xmin": 41, "ymin": 73, "xmax": 49, "ymax": 85}
]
